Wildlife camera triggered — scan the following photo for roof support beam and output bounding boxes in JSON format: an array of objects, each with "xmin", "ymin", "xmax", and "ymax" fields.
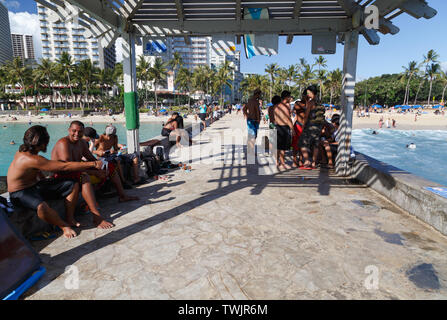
[
  {"xmin": 63, "ymin": 0, "xmax": 121, "ymax": 30},
  {"xmin": 400, "ymin": 0, "xmax": 437, "ymax": 19},
  {"xmin": 287, "ymin": 0, "xmax": 303, "ymax": 44},
  {"xmin": 175, "ymin": 0, "xmax": 185, "ymax": 22},
  {"xmin": 236, "ymin": 0, "xmax": 241, "ymax": 21},
  {"xmin": 373, "ymin": 0, "xmax": 407, "ymax": 16},
  {"xmin": 136, "ymin": 18, "xmax": 352, "ymax": 35}
]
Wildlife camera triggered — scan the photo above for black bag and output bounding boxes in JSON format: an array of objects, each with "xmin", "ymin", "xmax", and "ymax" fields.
[{"xmin": 155, "ymin": 146, "xmax": 164, "ymax": 162}]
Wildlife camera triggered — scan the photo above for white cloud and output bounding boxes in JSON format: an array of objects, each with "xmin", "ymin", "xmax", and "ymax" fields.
[
  {"xmin": 1, "ymin": 0, "xmax": 20, "ymax": 10},
  {"xmin": 441, "ymin": 61, "xmax": 447, "ymax": 72},
  {"xmin": 8, "ymin": 11, "xmax": 42, "ymax": 60}
]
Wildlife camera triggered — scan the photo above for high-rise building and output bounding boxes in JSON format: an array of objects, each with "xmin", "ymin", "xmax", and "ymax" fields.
[
  {"xmin": 0, "ymin": 1, "xmax": 13, "ymax": 65},
  {"xmin": 37, "ymin": 3, "xmax": 115, "ymax": 69},
  {"xmin": 160, "ymin": 36, "xmax": 210, "ymax": 71},
  {"xmin": 139, "ymin": 36, "xmax": 243, "ymax": 102},
  {"xmin": 11, "ymin": 34, "xmax": 35, "ymax": 62}
]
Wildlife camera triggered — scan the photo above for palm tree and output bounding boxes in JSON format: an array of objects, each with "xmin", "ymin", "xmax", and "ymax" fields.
[
  {"xmin": 96, "ymin": 67, "xmax": 113, "ymax": 104},
  {"xmin": 439, "ymin": 70, "xmax": 447, "ymax": 104},
  {"xmin": 214, "ymin": 60, "xmax": 234, "ymax": 105},
  {"xmin": 314, "ymin": 56, "xmax": 327, "ymax": 72},
  {"xmin": 413, "ymin": 70, "xmax": 427, "ymax": 105},
  {"xmin": 57, "ymin": 52, "xmax": 75, "ymax": 109},
  {"xmin": 168, "ymin": 51, "xmax": 183, "ymax": 105},
  {"xmin": 401, "ymin": 61, "xmax": 419, "ymax": 105},
  {"xmin": 34, "ymin": 58, "xmax": 56, "ymax": 109},
  {"xmin": 192, "ymin": 65, "xmax": 208, "ymax": 100},
  {"xmin": 7, "ymin": 57, "xmax": 32, "ymax": 110},
  {"xmin": 327, "ymin": 69, "xmax": 343, "ymax": 105},
  {"xmin": 300, "ymin": 62, "xmax": 316, "ymax": 87},
  {"xmin": 264, "ymin": 63, "xmax": 279, "ymax": 101},
  {"xmin": 316, "ymin": 69, "xmax": 327, "ymax": 101},
  {"xmin": 75, "ymin": 59, "xmax": 96, "ymax": 111},
  {"xmin": 136, "ymin": 56, "xmax": 152, "ymax": 105},
  {"xmin": 240, "ymin": 74, "xmax": 269, "ymax": 100},
  {"xmin": 426, "ymin": 63, "xmax": 441, "ymax": 105},
  {"xmin": 285, "ymin": 65, "xmax": 296, "ymax": 92},
  {"xmin": 175, "ymin": 67, "xmax": 192, "ymax": 108},
  {"xmin": 148, "ymin": 57, "xmax": 167, "ymax": 109}
]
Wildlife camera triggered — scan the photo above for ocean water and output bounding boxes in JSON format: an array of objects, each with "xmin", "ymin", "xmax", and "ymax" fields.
[
  {"xmin": 352, "ymin": 129, "xmax": 447, "ymax": 187},
  {"xmin": 0, "ymin": 121, "xmax": 166, "ymax": 176}
]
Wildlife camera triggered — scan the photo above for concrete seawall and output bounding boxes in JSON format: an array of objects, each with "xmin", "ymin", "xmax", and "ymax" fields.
[{"xmin": 351, "ymin": 152, "xmax": 447, "ymax": 235}]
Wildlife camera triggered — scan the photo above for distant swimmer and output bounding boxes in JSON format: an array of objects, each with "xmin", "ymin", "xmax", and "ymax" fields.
[
  {"xmin": 372, "ymin": 130, "xmax": 378, "ymax": 135},
  {"xmin": 406, "ymin": 143, "xmax": 416, "ymax": 149},
  {"xmin": 10, "ymin": 140, "xmax": 15, "ymax": 145}
]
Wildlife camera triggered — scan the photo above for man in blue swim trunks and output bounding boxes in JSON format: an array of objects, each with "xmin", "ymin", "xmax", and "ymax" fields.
[{"xmin": 243, "ymin": 89, "xmax": 262, "ymax": 164}]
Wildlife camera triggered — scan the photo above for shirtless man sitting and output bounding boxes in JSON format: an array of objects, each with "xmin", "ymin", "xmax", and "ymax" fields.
[
  {"xmin": 94, "ymin": 125, "xmax": 144, "ymax": 185},
  {"xmin": 7, "ymin": 125, "xmax": 103, "ymax": 238},
  {"xmin": 51, "ymin": 121, "xmax": 138, "ymax": 230}
]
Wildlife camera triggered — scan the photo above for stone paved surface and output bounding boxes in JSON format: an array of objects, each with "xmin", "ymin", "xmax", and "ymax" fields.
[{"xmin": 26, "ymin": 113, "xmax": 447, "ymax": 299}]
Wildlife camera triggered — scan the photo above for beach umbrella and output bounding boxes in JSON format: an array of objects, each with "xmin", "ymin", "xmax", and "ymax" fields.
[
  {"xmin": 266, "ymin": 103, "xmax": 273, "ymax": 107},
  {"xmin": 372, "ymin": 104, "xmax": 382, "ymax": 108},
  {"xmin": 40, "ymin": 108, "xmax": 49, "ymax": 111},
  {"xmin": 432, "ymin": 105, "xmax": 443, "ymax": 109},
  {"xmin": 413, "ymin": 105, "xmax": 422, "ymax": 109},
  {"xmin": 401, "ymin": 105, "xmax": 411, "ymax": 110},
  {"xmin": 159, "ymin": 108, "xmax": 167, "ymax": 112}
]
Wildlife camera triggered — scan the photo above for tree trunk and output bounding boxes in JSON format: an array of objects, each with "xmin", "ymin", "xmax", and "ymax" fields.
[
  {"xmin": 154, "ymin": 82, "xmax": 158, "ymax": 110},
  {"xmin": 442, "ymin": 85, "xmax": 447, "ymax": 104},
  {"xmin": 20, "ymin": 78, "xmax": 28, "ymax": 110},
  {"xmin": 427, "ymin": 79, "xmax": 433, "ymax": 106},
  {"xmin": 414, "ymin": 81, "xmax": 423, "ymax": 105},
  {"xmin": 404, "ymin": 75, "xmax": 411, "ymax": 105}
]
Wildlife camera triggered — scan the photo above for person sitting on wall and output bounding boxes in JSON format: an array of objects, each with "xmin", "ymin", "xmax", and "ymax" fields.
[
  {"xmin": 7, "ymin": 125, "xmax": 103, "ymax": 238},
  {"xmin": 94, "ymin": 125, "xmax": 146, "ymax": 186},
  {"xmin": 51, "ymin": 121, "xmax": 138, "ymax": 230},
  {"xmin": 319, "ymin": 114, "xmax": 340, "ymax": 169}
]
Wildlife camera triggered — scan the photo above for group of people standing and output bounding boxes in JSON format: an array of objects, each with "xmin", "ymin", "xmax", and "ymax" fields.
[{"xmin": 243, "ymin": 86, "xmax": 340, "ymax": 171}]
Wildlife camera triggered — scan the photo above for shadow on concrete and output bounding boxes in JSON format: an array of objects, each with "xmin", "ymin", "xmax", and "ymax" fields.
[{"xmin": 25, "ymin": 119, "xmax": 409, "ymax": 297}]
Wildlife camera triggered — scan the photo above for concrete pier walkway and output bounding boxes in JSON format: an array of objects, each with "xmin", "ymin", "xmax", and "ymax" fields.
[{"xmin": 26, "ymin": 113, "xmax": 447, "ymax": 299}]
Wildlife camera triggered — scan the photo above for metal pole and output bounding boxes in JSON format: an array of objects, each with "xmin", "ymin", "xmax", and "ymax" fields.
[
  {"xmin": 336, "ymin": 31, "xmax": 359, "ymax": 177},
  {"xmin": 122, "ymin": 32, "xmax": 140, "ymax": 155}
]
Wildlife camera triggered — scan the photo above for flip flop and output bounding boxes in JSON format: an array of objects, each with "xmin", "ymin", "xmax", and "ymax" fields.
[{"xmin": 299, "ymin": 166, "xmax": 312, "ymax": 170}]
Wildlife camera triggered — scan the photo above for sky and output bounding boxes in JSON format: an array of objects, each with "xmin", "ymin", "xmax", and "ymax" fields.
[{"xmin": 4, "ymin": 0, "xmax": 446, "ymax": 80}]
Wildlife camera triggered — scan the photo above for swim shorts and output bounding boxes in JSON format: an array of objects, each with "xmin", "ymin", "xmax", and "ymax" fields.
[
  {"xmin": 292, "ymin": 122, "xmax": 303, "ymax": 152},
  {"xmin": 119, "ymin": 152, "xmax": 138, "ymax": 164},
  {"xmin": 276, "ymin": 125, "xmax": 291, "ymax": 151},
  {"xmin": 247, "ymin": 119, "xmax": 260, "ymax": 138},
  {"xmin": 299, "ymin": 123, "xmax": 323, "ymax": 150},
  {"xmin": 199, "ymin": 113, "xmax": 206, "ymax": 121},
  {"xmin": 9, "ymin": 179, "xmax": 75, "ymax": 210}
]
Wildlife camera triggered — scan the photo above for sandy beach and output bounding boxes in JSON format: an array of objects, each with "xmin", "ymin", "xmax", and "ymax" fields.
[
  {"xmin": 1, "ymin": 109, "xmax": 446, "ymax": 130},
  {"xmin": 351, "ymin": 110, "xmax": 447, "ymax": 130},
  {"xmin": 0, "ymin": 112, "xmax": 180, "ymax": 124}
]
